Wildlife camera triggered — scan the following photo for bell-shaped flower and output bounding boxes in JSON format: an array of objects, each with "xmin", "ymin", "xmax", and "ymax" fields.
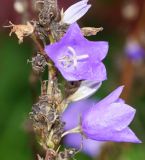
[
  {"xmin": 61, "ymin": 0, "xmax": 91, "ymax": 24},
  {"xmin": 45, "ymin": 23, "xmax": 109, "ymax": 81},
  {"xmin": 62, "ymin": 99, "xmax": 104, "ymax": 157},
  {"xmin": 81, "ymin": 86, "xmax": 141, "ymax": 143}
]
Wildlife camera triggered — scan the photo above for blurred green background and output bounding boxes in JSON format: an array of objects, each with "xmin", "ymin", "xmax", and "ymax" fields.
[{"xmin": 0, "ymin": 0, "xmax": 145, "ymax": 160}]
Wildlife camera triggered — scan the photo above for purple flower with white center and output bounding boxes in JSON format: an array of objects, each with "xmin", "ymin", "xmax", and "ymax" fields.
[
  {"xmin": 62, "ymin": 99, "xmax": 104, "ymax": 157},
  {"xmin": 125, "ymin": 39, "xmax": 145, "ymax": 60},
  {"xmin": 45, "ymin": 23, "xmax": 109, "ymax": 81},
  {"xmin": 81, "ymin": 86, "xmax": 141, "ymax": 143},
  {"xmin": 61, "ymin": 0, "xmax": 91, "ymax": 24}
]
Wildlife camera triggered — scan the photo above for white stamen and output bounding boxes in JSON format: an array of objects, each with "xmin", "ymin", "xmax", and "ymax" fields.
[
  {"xmin": 77, "ymin": 54, "xmax": 89, "ymax": 60},
  {"xmin": 68, "ymin": 46, "xmax": 89, "ymax": 66},
  {"xmin": 68, "ymin": 46, "xmax": 77, "ymax": 67},
  {"xmin": 58, "ymin": 46, "xmax": 89, "ymax": 69}
]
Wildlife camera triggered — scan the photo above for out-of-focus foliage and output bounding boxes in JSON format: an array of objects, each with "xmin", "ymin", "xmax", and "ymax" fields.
[{"xmin": 0, "ymin": 34, "xmax": 33, "ymax": 160}]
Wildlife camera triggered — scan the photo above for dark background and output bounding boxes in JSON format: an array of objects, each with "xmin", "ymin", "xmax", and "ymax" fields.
[{"xmin": 0, "ymin": 0, "xmax": 145, "ymax": 159}]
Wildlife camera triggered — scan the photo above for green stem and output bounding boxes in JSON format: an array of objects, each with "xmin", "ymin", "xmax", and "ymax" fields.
[{"xmin": 47, "ymin": 34, "xmax": 57, "ymax": 95}]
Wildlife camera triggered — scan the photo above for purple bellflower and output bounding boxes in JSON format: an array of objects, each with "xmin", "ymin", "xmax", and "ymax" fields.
[
  {"xmin": 62, "ymin": 99, "xmax": 104, "ymax": 157},
  {"xmin": 45, "ymin": 23, "xmax": 109, "ymax": 81},
  {"xmin": 61, "ymin": 0, "xmax": 91, "ymax": 24},
  {"xmin": 125, "ymin": 39, "xmax": 145, "ymax": 60},
  {"xmin": 81, "ymin": 86, "xmax": 141, "ymax": 143}
]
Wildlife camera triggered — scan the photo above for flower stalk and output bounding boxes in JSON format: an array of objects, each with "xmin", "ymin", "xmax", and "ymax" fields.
[{"xmin": 62, "ymin": 126, "xmax": 81, "ymax": 138}]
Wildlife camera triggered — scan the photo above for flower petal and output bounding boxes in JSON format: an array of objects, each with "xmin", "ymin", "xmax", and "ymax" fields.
[
  {"xmin": 62, "ymin": 99, "xmax": 96, "ymax": 130},
  {"xmin": 87, "ymin": 41, "xmax": 109, "ymax": 61},
  {"xmin": 62, "ymin": 0, "xmax": 91, "ymax": 24},
  {"xmin": 96, "ymin": 86, "xmax": 124, "ymax": 107},
  {"xmin": 85, "ymin": 127, "xmax": 141, "ymax": 143},
  {"xmin": 67, "ymin": 81, "xmax": 101, "ymax": 102},
  {"xmin": 64, "ymin": 134, "xmax": 104, "ymax": 157},
  {"xmin": 56, "ymin": 62, "xmax": 107, "ymax": 81},
  {"xmin": 82, "ymin": 102, "xmax": 136, "ymax": 134}
]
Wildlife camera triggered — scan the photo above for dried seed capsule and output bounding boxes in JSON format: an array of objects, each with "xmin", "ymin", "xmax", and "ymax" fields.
[
  {"xmin": 46, "ymin": 118, "xmax": 65, "ymax": 148},
  {"xmin": 56, "ymin": 148, "xmax": 77, "ymax": 160},
  {"xmin": 45, "ymin": 149, "xmax": 56, "ymax": 160},
  {"xmin": 49, "ymin": 22, "xmax": 68, "ymax": 41},
  {"xmin": 28, "ymin": 54, "xmax": 47, "ymax": 73},
  {"xmin": 52, "ymin": 120, "xmax": 65, "ymax": 144},
  {"xmin": 37, "ymin": 148, "xmax": 56, "ymax": 160},
  {"xmin": 38, "ymin": 0, "xmax": 60, "ymax": 26},
  {"xmin": 30, "ymin": 97, "xmax": 59, "ymax": 132},
  {"xmin": 29, "ymin": 95, "xmax": 60, "ymax": 149},
  {"xmin": 38, "ymin": 148, "xmax": 77, "ymax": 160},
  {"xmin": 34, "ymin": 21, "xmax": 49, "ymax": 44}
]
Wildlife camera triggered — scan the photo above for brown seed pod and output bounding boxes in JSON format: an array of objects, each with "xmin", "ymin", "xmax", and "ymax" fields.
[
  {"xmin": 56, "ymin": 148, "xmax": 77, "ymax": 160},
  {"xmin": 37, "ymin": 0, "xmax": 60, "ymax": 26},
  {"xmin": 28, "ymin": 54, "xmax": 47, "ymax": 74}
]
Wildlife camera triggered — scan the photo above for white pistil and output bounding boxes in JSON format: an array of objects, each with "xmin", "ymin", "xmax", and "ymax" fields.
[
  {"xmin": 68, "ymin": 46, "xmax": 77, "ymax": 68},
  {"xmin": 58, "ymin": 46, "xmax": 89, "ymax": 69}
]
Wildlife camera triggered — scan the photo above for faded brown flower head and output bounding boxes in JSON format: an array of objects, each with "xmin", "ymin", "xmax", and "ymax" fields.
[
  {"xmin": 81, "ymin": 27, "xmax": 103, "ymax": 37},
  {"xmin": 5, "ymin": 21, "xmax": 34, "ymax": 43}
]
